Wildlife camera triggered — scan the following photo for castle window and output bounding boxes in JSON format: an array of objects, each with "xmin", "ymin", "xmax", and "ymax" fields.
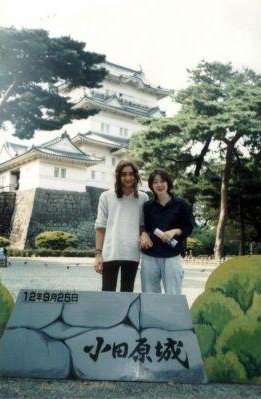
[
  {"xmin": 54, "ymin": 167, "xmax": 59, "ymax": 178},
  {"xmin": 54, "ymin": 167, "xmax": 66, "ymax": 178},
  {"xmin": 101, "ymin": 123, "xmax": 110, "ymax": 133},
  {"xmin": 120, "ymin": 127, "xmax": 128, "ymax": 137},
  {"xmin": 61, "ymin": 168, "xmax": 66, "ymax": 179}
]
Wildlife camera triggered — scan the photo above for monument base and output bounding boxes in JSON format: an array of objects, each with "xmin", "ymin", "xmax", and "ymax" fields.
[{"xmin": 0, "ymin": 290, "xmax": 207, "ymax": 383}]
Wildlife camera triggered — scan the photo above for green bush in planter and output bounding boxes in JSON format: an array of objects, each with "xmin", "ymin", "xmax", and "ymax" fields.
[{"xmin": 35, "ymin": 231, "xmax": 78, "ymax": 250}]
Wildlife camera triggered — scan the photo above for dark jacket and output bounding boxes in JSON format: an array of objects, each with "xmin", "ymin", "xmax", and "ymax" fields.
[{"xmin": 142, "ymin": 194, "xmax": 194, "ymax": 258}]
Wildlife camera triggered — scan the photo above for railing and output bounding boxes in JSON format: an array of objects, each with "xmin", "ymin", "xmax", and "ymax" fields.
[
  {"xmin": 90, "ymin": 91, "xmax": 150, "ymax": 111},
  {"xmin": 0, "ymin": 184, "xmax": 18, "ymax": 192},
  {"xmin": 183, "ymin": 256, "xmax": 227, "ymax": 267}
]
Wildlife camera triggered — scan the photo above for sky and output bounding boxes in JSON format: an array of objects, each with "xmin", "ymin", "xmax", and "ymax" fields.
[{"xmin": 1, "ymin": 0, "xmax": 261, "ymax": 144}]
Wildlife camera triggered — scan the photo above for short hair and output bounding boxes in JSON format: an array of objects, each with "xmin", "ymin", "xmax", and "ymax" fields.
[
  {"xmin": 114, "ymin": 159, "xmax": 141, "ymax": 198},
  {"xmin": 148, "ymin": 168, "xmax": 174, "ymax": 197}
]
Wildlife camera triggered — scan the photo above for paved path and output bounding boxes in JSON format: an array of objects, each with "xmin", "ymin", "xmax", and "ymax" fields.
[
  {"xmin": 0, "ymin": 257, "xmax": 213, "ymax": 308},
  {"xmin": 1, "ymin": 258, "xmax": 260, "ymax": 399}
]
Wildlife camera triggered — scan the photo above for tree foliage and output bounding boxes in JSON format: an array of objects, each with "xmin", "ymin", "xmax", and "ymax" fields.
[
  {"xmin": 130, "ymin": 61, "xmax": 261, "ymax": 257},
  {"xmin": 0, "ymin": 27, "xmax": 107, "ymax": 139}
]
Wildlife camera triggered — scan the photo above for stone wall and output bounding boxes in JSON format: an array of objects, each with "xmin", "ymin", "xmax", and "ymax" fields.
[
  {"xmin": 0, "ymin": 192, "xmax": 16, "ymax": 238},
  {"xmin": 25, "ymin": 187, "xmax": 104, "ymax": 249},
  {"xmin": 9, "ymin": 190, "xmax": 36, "ymax": 249}
]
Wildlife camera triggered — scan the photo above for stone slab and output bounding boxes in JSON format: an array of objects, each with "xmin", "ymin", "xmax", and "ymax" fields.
[{"xmin": 0, "ymin": 289, "xmax": 207, "ymax": 383}]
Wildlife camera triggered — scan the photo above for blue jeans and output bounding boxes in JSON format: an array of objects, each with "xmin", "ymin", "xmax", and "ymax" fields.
[{"xmin": 140, "ymin": 254, "xmax": 184, "ymax": 294}]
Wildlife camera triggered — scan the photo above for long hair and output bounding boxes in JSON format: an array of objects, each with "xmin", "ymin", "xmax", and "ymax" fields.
[
  {"xmin": 148, "ymin": 168, "xmax": 174, "ymax": 198},
  {"xmin": 114, "ymin": 159, "xmax": 140, "ymax": 198}
]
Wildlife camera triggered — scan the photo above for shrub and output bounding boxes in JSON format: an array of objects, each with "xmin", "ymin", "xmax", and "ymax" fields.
[
  {"xmin": 247, "ymin": 292, "xmax": 261, "ymax": 322},
  {"xmin": 35, "ymin": 231, "xmax": 78, "ymax": 250},
  {"xmin": 191, "ymin": 290, "xmax": 242, "ymax": 336},
  {"xmin": 186, "ymin": 237, "xmax": 204, "ymax": 256},
  {"xmin": 215, "ymin": 316, "xmax": 261, "ymax": 380},
  {"xmin": 191, "ymin": 255, "xmax": 261, "ymax": 383},
  {"xmin": 0, "ymin": 236, "xmax": 10, "ymax": 248},
  {"xmin": 7, "ymin": 247, "xmax": 95, "ymax": 257},
  {"xmin": 205, "ymin": 255, "xmax": 261, "ymax": 312},
  {"xmin": 204, "ymin": 352, "xmax": 247, "ymax": 383},
  {"xmin": 188, "ymin": 228, "xmax": 216, "ymax": 256},
  {"xmin": 194, "ymin": 323, "xmax": 216, "ymax": 357},
  {"xmin": 0, "ymin": 283, "xmax": 14, "ymax": 338}
]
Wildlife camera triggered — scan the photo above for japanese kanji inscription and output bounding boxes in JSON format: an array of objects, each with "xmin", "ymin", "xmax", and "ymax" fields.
[{"xmin": 0, "ymin": 290, "xmax": 207, "ymax": 383}]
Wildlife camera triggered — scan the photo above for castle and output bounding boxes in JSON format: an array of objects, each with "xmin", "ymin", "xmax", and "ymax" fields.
[{"xmin": 0, "ymin": 62, "xmax": 172, "ymax": 249}]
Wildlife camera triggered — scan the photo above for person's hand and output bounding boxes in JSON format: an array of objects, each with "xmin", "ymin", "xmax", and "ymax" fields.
[
  {"xmin": 140, "ymin": 232, "xmax": 153, "ymax": 249},
  {"xmin": 94, "ymin": 254, "xmax": 103, "ymax": 274},
  {"xmin": 161, "ymin": 229, "xmax": 182, "ymax": 243}
]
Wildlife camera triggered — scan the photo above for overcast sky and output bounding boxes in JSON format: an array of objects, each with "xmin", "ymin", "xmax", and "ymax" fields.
[{"xmin": 1, "ymin": 0, "xmax": 261, "ymax": 143}]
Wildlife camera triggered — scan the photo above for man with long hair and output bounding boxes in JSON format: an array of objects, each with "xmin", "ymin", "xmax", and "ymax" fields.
[{"xmin": 94, "ymin": 160, "xmax": 148, "ymax": 292}]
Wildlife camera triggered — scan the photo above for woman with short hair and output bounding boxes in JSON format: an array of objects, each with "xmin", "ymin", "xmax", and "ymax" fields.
[{"xmin": 140, "ymin": 168, "xmax": 194, "ymax": 294}]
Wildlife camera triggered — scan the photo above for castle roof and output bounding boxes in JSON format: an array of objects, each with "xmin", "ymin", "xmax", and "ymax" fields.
[
  {"xmin": 104, "ymin": 62, "xmax": 173, "ymax": 99},
  {"xmin": 0, "ymin": 132, "xmax": 102, "ymax": 172},
  {"xmin": 72, "ymin": 131, "xmax": 129, "ymax": 150},
  {"xmin": 75, "ymin": 93, "xmax": 165, "ymax": 119}
]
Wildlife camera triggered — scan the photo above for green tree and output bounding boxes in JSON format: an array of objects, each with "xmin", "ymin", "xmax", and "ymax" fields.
[
  {"xmin": 131, "ymin": 61, "xmax": 261, "ymax": 259},
  {"xmin": 177, "ymin": 62, "xmax": 261, "ymax": 259},
  {"xmin": 0, "ymin": 27, "xmax": 107, "ymax": 139},
  {"xmin": 191, "ymin": 139, "xmax": 261, "ymax": 256},
  {"xmin": 130, "ymin": 117, "xmax": 208, "ymax": 208}
]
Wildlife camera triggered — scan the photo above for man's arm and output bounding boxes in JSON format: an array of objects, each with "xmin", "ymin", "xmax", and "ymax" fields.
[{"xmin": 94, "ymin": 228, "xmax": 106, "ymax": 274}]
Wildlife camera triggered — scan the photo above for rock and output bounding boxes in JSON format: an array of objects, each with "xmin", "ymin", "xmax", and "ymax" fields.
[
  {"xmin": 0, "ymin": 328, "xmax": 70, "ymax": 378},
  {"xmin": 62, "ymin": 291, "xmax": 140, "ymax": 328},
  {"xmin": 140, "ymin": 294, "xmax": 193, "ymax": 331}
]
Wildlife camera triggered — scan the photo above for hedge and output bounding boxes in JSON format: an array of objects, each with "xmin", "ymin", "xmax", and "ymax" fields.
[
  {"xmin": 204, "ymin": 352, "xmax": 247, "ymax": 383},
  {"xmin": 35, "ymin": 231, "xmax": 78, "ymax": 250},
  {"xmin": 191, "ymin": 255, "xmax": 261, "ymax": 383},
  {"xmin": 205, "ymin": 255, "xmax": 261, "ymax": 312},
  {"xmin": 247, "ymin": 292, "xmax": 261, "ymax": 321},
  {"xmin": 192, "ymin": 290, "xmax": 242, "ymax": 337},
  {"xmin": 0, "ymin": 236, "xmax": 10, "ymax": 248},
  {"xmin": 194, "ymin": 323, "xmax": 216, "ymax": 358},
  {"xmin": 215, "ymin": 316, "xmax": 261, "ymax": 380},
  {"xmin": 7, "ymin": 248, "xmax": 95, "ymax": 257},
  {"xmin": 0, "ymin": 283, "xmax": 14, "ymax": 338}
]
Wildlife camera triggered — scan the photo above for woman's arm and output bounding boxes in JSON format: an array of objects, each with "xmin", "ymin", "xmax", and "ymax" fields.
[
  {"xmin": 140, "ymin": 201, "xmax": 153, "ymax": 249},
  {"xmin": 94, "ymin": 192, "xmax": 108, "ymax": 274},
  {"xmin": 94, "ymin": 228, "xmax": 105, "ymax": 274}
]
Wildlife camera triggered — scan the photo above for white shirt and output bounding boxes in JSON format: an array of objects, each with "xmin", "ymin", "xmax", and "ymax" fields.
[{"xmin": 95, "ymin": 189, "xmax": 149, "ymax": 262}]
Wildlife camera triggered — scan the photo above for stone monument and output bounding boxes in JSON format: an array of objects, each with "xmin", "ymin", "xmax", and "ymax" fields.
[{"xmin": 0, "ymin": 290, "xmax": 207, "ymax": 383}]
